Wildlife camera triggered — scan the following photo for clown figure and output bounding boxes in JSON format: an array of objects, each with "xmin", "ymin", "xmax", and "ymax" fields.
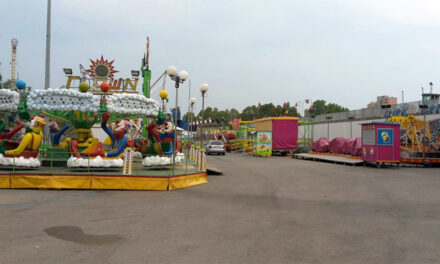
[{"xmin": 89, "ymin": 113, "xmax": 128, "ymax": 157}]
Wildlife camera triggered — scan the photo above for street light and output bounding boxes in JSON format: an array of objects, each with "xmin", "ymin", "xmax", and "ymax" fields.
[
  {"xmin": 166, "ymin": 65, "xmax": 189, "ymax": 171},
  {"xmin": 131, "ymin": 70, "xmax": 140, "ymax": 78},
  {"xmin": 189, "ymin": 97, "xmax": 196, "ymax": 131},
  {"xmin": 200, "ymin": 83, "xmax": 209, "ymax": 147},
  {"xmin": 188, "ymin": 97, "xmax": 196, "ymax": 147},
  {"xmin": 63, "ymin": 68, "xmax": 73, "ymax": 76}
]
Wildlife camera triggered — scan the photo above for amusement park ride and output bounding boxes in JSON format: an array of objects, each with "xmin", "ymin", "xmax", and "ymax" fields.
[
  {"xmin": 388, "ymin": 91, "xmax": 440, "ymax": 164},
  {"xmin": 0, "ymin": 38, "xmax": 207, "ymax": 191}
]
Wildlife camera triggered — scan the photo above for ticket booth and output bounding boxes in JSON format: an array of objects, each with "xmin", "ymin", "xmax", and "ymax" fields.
[{"xmin": 361, "ymin": 122, "xmax": 400, "ymax": 167}]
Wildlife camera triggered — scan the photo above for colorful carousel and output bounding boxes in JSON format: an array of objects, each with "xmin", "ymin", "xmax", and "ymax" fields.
[{"xmin": 0, "ymin": 58, "xmax": 207, "ymax": 190}]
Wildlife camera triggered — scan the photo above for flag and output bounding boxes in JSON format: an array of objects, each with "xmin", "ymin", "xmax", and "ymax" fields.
[
  {"xmin": 258, "ymin": 103, "xmax": 262, "ymax": 108},
  {"xmin": 305, "ymin": 99, "xmax": 310, "ymax": 103},
  {"xmin": 295, "ymin": 103, "xmax": 298, "ymax": 107},
  {"xmin": 283, "ymin": 103, "xmax": 287, "ymax": 108},
  {"xmin": 309, "ymin": 106, "xmax": 313, "ymax": 110}
]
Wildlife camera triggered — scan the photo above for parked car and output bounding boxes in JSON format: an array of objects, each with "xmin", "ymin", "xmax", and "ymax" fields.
[{"xmin": 204, "ymin": 140, "xmax": 226, "ymax": 155}]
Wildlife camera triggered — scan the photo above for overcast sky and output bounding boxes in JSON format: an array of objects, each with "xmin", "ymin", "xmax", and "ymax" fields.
[{"xmin": 1, "ymin": 0, "xmax": 439, "ymax": 114}]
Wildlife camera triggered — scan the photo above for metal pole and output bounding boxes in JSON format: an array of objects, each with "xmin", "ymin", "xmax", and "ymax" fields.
[
  {"xmin": 421, "ymin": 86, "xmax": 426, "ymax": 164},
  {"xmin": 200, "ymin": 93, "xmax": 205, "ymax": 148},
  {"xmin": 423, "ymin": 108, "xmax": 426, "ymax": 163},
  {"xmin": 141, "ymin": 40, "xmax": 151, "ymax": 137},
  {"xmin": 190, "ymin": 105, "xmax": 193, "ymax": 133},
  {"xmin": 188, "ymin": 80, "xmax": 191, "ymax": 145},
  {"xmin": 173, "ymin": 80, "xmax": 179, "ymax": 175},
  {"xmin": 44, "ymin": 0, "xmax": 51, "ymax": 89}
]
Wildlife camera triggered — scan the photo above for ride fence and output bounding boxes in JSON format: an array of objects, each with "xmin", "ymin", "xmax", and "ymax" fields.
[{"xmin": 2, "ymin": 145, "xmax": 205, "ymax": 177}]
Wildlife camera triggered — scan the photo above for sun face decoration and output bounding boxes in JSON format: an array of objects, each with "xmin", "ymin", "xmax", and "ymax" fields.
[{"xmin": 86, "ymin": 55, "xmax": 119, "ymax": 79}]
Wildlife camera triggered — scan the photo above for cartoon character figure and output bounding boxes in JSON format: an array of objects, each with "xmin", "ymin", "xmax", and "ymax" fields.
[
  {"xmin": 162, "ymin": 119, "xmax": 174, "ymax": 134},
  {"xmin": 381, "ymin": 131, "xmax": 390, "ymax": 143},
  {"xmin": 0, "ymin": 116, "xmax": 46, "ymax": 158},
  {"xmin": 158, "ymin": 116, "xmax": 181, "ymax": 155},
  {"xmin": 147, "ymin": 115, "xmax": 166, "ymax": 144}
]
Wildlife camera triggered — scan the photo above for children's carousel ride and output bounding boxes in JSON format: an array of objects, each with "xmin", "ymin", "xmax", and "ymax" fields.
[{"xmin": 0, "ymin": 52, "xmax": 207, "ymax": 190}]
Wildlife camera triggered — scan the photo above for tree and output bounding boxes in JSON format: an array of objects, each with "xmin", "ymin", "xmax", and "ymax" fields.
[
  {"xmin": 305, "ymin": 100, "xmax": 349, "ymax": 117},
  {"xmin": 229, "ymin": 108, "xmax": 240, "ymax": 120},
  {"xmin": 2, "ymin": 79, "xmax": 12, "ymax": 90},
  {"xmin": 182, "ymin": 112, "xmax": 196, "ymax": 122},
  {"xmin": 183, "ymin": 101, "xmax": 302, "ymax": 123},
  {"xmin": 241, "ymin": 105, "xmax": 258, "ymax": 121}
]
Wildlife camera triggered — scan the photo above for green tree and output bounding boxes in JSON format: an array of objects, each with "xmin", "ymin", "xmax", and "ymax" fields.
[
  {"xmin": 182, "ymin": 112, "xmax": 196, "ymax": 122},
  {"xmin": 229, "ymin": 108, "xmax": 240, "ymax": 120},
  {"xmin": 241, "ymin": 105, "xmax": 258, "ymax": 121},
  {"xmin": 305, "ymin": 100, "xmax": 349, "ymax": 117}
]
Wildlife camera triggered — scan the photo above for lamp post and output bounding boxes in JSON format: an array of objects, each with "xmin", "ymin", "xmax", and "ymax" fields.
[
  {"xmin": 45, "ymin": 0, "xmax": 51, "ymax": 89},
  {"xmin": 189, "ymin": 97, "xmax": 196, "ymax": 131},
  {"xmin": 200, "ymin": 83, "xmax": 209, "ymax": 148},
  {"xmin": 189, "ymin": 97, "xmax": 196, "ymax": 147},
  {"xmin": 166, "ymin": 65, "xmax": 189, "ymax": 172}
]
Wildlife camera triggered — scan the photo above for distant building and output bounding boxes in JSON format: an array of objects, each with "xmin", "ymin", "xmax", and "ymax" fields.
[
  {"xmin": 367, "ymin": 102, "xmax": 377, "ymax": 108},
  {"xmin": 367, "ymin": 96, "xmax": 397, "ymax": 109}
]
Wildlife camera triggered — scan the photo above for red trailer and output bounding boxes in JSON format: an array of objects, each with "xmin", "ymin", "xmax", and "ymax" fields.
[{"xmin": 254, "ymin": 117, "xmax": 298, "ymax": 155}]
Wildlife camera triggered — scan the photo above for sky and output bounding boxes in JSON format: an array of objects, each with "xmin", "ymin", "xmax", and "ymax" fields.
[{"xmin": 0, "ymin": 0, "xmax": 439, "ymax": 115}]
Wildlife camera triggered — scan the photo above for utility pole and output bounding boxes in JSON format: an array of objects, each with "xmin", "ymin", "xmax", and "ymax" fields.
[
  {"xmin": 44, "ymin": 0, "xmax": 51, "ymax": 89},
  {"xmin": 141, "ymin": 37, "xmax": 151, "ymax": 137}
]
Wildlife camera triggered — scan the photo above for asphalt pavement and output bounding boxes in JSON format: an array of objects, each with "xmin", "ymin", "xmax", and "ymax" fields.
[{"xmin": 1, "ymin": 153, "xmax": 440, "ymax": 264}]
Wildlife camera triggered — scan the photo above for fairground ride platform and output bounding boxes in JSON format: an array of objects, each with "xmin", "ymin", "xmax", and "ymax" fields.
[
  {"xmin": 293, "ymin": 153, "xmax": 364, "ymax": 166},
  {"xmin": 0, "ymin": 162, "xmax": 207, "ymax": 191}
]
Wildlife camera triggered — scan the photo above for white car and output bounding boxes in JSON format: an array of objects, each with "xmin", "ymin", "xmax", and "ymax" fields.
[{"xmin": 204, "ymin": 140, "xmax": 226, "ymax": 155}]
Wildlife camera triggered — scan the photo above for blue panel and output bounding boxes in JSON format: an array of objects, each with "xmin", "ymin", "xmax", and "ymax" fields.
[{"xmin": 377, "ymin": 129, "xmax": 394, "ymax": 145}]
